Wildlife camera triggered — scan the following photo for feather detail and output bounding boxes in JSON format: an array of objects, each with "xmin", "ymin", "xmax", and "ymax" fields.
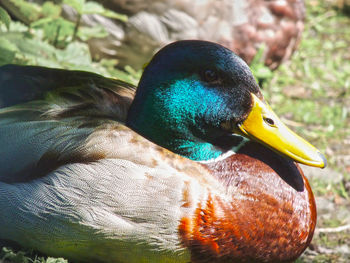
[{"xmin": 0, "ymin": 65, "xmax": 134, "ymax": 182}]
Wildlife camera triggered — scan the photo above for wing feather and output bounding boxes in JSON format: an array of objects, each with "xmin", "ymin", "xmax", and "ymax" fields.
[{"xmin": 0, "ymin": 65, "xmax": 136, "ymax": 183}]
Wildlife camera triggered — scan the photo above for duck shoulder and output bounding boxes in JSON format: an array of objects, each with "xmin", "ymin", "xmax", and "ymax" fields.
[
  {"xmin": 0, "ymin": 64, "xmax": 135, "ymax": 109},
  {"xmin": 0, "ymin": 65, "xmax": 137, "ymax": 183}
]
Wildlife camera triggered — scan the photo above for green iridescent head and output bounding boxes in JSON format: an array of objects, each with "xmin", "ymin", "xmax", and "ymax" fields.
[
  {"xmin": 126, "ymin": 40, "xmax": 326, "ymax": 168},
  {"xmin": 127, "ymin": 40, "xmax": 261, "ymax": 161}
]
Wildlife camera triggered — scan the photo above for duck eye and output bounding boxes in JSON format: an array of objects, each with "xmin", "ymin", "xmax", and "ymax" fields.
[
  {"xmin": 263, "ymin": 117, "xmax": 275, "ymax": 126},
  {"xmin": 203, "ymin": 70, "xmax": 218, "ymax": 83}
]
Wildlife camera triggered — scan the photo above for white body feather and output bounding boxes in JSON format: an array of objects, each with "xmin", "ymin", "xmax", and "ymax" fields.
[{"xmin": 1, "ymin": 158, "xmax": 198, "ymax": 262}]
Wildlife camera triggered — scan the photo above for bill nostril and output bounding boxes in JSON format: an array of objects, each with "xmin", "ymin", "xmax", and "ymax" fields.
[{"xmin": 263, "ymin": 117, "xmax": 275, "ymax": 126}]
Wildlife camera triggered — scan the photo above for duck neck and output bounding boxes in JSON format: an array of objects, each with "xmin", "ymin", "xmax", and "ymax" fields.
[
  {"xmin": 127, "ymin": 107, "xmax": 226, "ymax": 161},
  {"xmin": 126, "ymin": 79, "xmax": 237, "ymax": 161}
]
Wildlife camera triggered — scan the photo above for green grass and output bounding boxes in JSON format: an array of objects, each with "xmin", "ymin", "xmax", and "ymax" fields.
[{"xmin": 0, "ymin": 247, "xmax": 67, "ymax": 263}]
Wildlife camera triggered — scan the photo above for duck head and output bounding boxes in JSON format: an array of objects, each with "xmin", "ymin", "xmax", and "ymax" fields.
[{"xmin": 127, "ymin": 40, "xmax": 326, "ymax": 168}]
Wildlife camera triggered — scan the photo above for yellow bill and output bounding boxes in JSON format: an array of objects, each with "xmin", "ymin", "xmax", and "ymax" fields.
[{"xmin": 237, "ymin": 93, "xmax": 327, "ymax": 168}]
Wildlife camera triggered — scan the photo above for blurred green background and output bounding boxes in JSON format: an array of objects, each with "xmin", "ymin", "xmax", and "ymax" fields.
[{"xmin": 0, "ymin": 0, "xmax": 349, "ymax": 262}]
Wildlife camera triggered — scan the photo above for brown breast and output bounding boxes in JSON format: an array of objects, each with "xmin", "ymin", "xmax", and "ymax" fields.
[{"xmin": 179, "ymin": 141, "xmax": 316, "ymax": 263}]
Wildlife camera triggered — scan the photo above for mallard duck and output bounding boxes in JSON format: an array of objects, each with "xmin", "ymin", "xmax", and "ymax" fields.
[
  {"xmin": 0, "ymin": 40, "xmax": 326, "ymax": 263},
  {"xmin": 0, "ymin": 0, "xmax": 305, "ymax": 70},
  {"xmin": 64, "ymin": 0, "xmax": 305, "ymax": 70}
]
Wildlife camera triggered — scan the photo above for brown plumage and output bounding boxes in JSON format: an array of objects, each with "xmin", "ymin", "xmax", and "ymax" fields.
[{"xmin": 181, "ymin": 142, "xmax": 316, "ymax": 263}]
